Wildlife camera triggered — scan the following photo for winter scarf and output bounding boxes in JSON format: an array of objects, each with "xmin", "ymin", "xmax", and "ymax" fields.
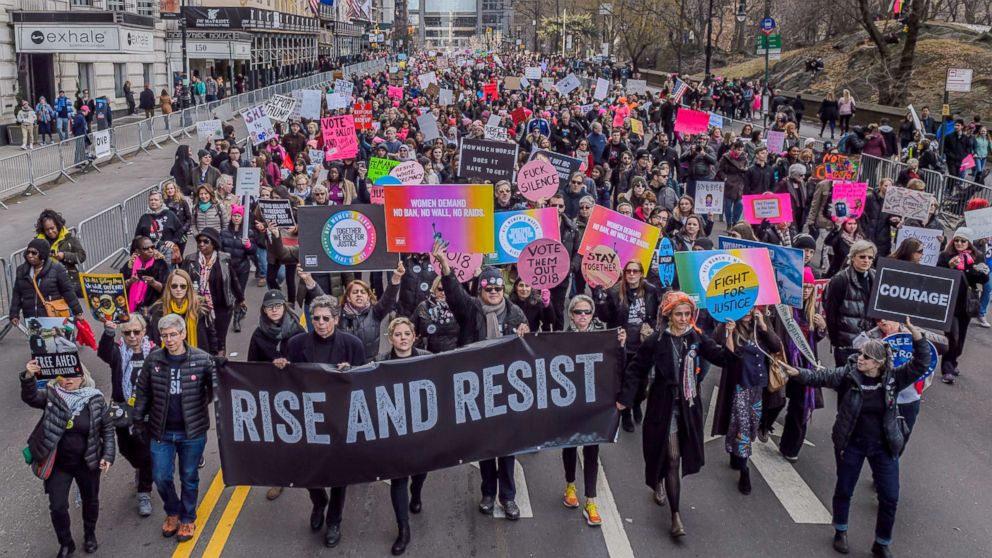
[
  {"xmin": 482, "ymin": 297, "xmax": 507, "ymax": 340},
  {"xmin": 119, "ymin": 337, "xmax": 154, "ymax": 402}
]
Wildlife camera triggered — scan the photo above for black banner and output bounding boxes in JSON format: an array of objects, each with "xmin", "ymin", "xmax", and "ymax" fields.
[
  {"xmin": 529, "ymin": 148, "xmax": 583, "ymax": 190},
  {"xmin": 867, "ymin": 257, "xmax": 961, "ymax": 330},
  {"xmin": 257, "ymin": 199, "xmax": 296, "ymax": 227},
  {"xmin": 214, "ymin": 331, "xmax": 623, "ymax": 488},
  {"xmin": 297, "ymin": 205, "xmax": 396, "ymax": 273},
  {"xmin": 458, "ymin": 138, "xmax": 518, "ymax": 184}
]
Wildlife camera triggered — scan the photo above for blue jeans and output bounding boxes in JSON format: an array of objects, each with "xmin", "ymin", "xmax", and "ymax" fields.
[
  {"xmin": 979, "ymin": 275, "xmax": 992, "ymax": 317},
  {"xmin": 255, "ymin": 247, "xmax": 268, "ymax": 278},
  {"xmin": 974, "ymin": 157, "xmax": 986, "ymax": 176},
  {"xmin": 151, "ymin": 431, "xmax": 207, "ymax": 523},
  {"xmin": 723, "ymin": 198, "xmax": 743, "ymax": 225},
  {"xmin": 833, "ymin": 439, "xmax": 900, "ymax": 545},
  {"xmin": 56, "ymin": 117, "xmax": 70, "ymax": 141}
]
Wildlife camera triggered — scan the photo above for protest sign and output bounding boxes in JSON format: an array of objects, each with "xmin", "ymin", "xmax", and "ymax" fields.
[
  {"xmin": 882, "ymin": 186, "xmax": 934, "ymax": 221},
  {"xmin": 424, "ymin": 83, "xmax": 441, "ymax": 98},
  {"xmin": 235, "ymin": 168, "xmax": 261, "ymax": 200},
  {"xmin": 965, "ymin": 205, "xmax": 992, "ymax": 240},
  {"xmin": 486, "ymin": 207, "xmax": 560, "ymax": 265},
  {"xmin": 718, "ymin": 236, "xmax": 804, "ymax": 307},
  {"xmin": 214, "ymin": 331, "xmax": 622, "ymax": 488},
  {"xmin": 831, "ymin": 182, "xmax": 868, "ymax": 222},
  {"xmin": 353, "ymin": 102, "xmax": 373, "ymax": 129},
  {"xmin": 541, "ymin": 77, "xmax": 555, "ymax": 91},
  {"xmin": 626, "ymin": 79, "xmax": 647, "ymax": 94},
  {"xmin": 743, "ymin": 193, "xmax": 793, "ymax": 224},
  {"xmin": 674, "ymin": 248, "xmax": 780, "ymax": 308},
  {"xmin": 417, "ymin": 112, "xmax": 442, "ymax": 142},
  {"xmin": 390, "ymin": 160, "xmax": 425, "ymax": 184},
  {"xmin": 516, "ymin": 159, "xmax": 560, "ymax": 202},
  {"xmin": 657, "ymin": 237, "xmax": 676, "ymax": 288},
  {"xmin": 630, "ymin": 119, "xmax": 644, "ymax": 136},
  {"xmin": 961, "ymin": 154, "xmax": 976, "ymax": 171},
  {"xmin": 370, "ymin": 176, "xmax": 401, "ymax": 205},
  {"xmin": 867, "ymin": 258, "xmax": 961, "ymax": 330},
  {"xmin": 708, "ymin": 112, "xmax": 724, "ymax": 130},
  {"xmin": 673, "ymin": 108, "xmax": 710, "ymax": 135},
  {"xmin": 517, "ymin": 239, "xmax": 570, "ymax": 289},
  {"xmin": 884, "ymin": 332, "xmax": 939, "ymax": 381},
  {"xmin": 774, "ymin": 304, "xmax": 819, "ymax": 365},
  {"xmin": 321, "ymin": 115, "xmax": 359, "ymax": 160},
  {"xmin": 525, "ymin": 66, "xmax": 542, "ymax": 80},
  {"xmin": 368, "ymin": 157, "xmax": 401, "ymax": 183},
  {"xmin": 504, "ymin": 76, "xmax": 522, "ymax": 90},
  {"xmin": 92, "ymin": 129, "xmax": 111, "ymax": 159},
  {"xmin": 578, "ymin": 205, "xmax": 662, "ymax": 272},
  {"xmin": 212, "ymin": 103, "xmax": 234, "ymax": 122},
  {"xmin": 326, "ymin": 93, "xmax": 350, "ymax": 110},
  {"xmin": 257, "ymin": 199, "xmax": 295, "ymax": 227},
  {"xmin": 308, "ymin": 148, "xmax": 325, "ymax": 165},
  {"xmin": 555, "ymin": 73, "xmax": 581, "ymax": 95},
  {"xmin": 594, "ymin": 78, "xmax": 609, "ymax": 100},
  {"xmin": 694, "ymin": 181, "xmax": 725, "ymax": 214},
  {"xmin": 510, "ymin": 107, "xmax": 528, "ymax": 126},
  {"xmin": 289, "ymin": 89, "xmax": 304, "ymax": 121},
  {"xmin": 705, "ymin": 263, "xmax": 759, "ymax": 322},
  {"xmin": 766, "ymin": 130, "xmax": 786, "ymax": 154},
  {"xmin": 438, "ymin": 88, "xmax": 454, "ymax": 106},
  {"xmin": 895, "ymin": 226, "xmax": 942, "ymax": 266},
  {"xmin": 417, "ymin": 71, "xmax": 437, "ymax": 89},
  {"xmin": 529, "ymin": 149, "xmax": 583, "ymax": 190},
  {"xmin": 484, "ymin": 125, "xmax": 509, "ymax": 142},
  {"xmin": 384, "ymin": 184, "xmax": 495, "ymax": 253},
  {"xmin": 458, "ymin": 138, "xmax": 518, "ymax": 184},
  {"xmin": 432, "ymin": 250, "xmax": 483, "ymax": 284},
  {"xmin": 27, "ymin": 317, "xmax": 82, "ymax": 379},
  {"xmin": 196, "ymin": 119, "xmax": 223, "ymax": 141},
  {"xmin": 334, "ymin": 79, "xmax": 354, "ymax": 98},
  {"xmin": 300, "ymin": 90, "xmax": 323, "ymax": 119},
  {"xmin": 814, "ymin": 279, "xmax": 829, "ymax": 314},
  {"xmin": 264, "ymin": 94, "xmax": 297, "ymax": 122},
  {"xmin": 907, "ymin": 104, "xmax": 924, "ymax": 133},
  {"xmin": 520, "ymin": 77, "xmax": 531, "ymax": 90},
  {"xmin": 582, "ymin": 246, "xmax": 621, "ymax": 289},
  {"xmin": 298, "ymin": 205, "xmax": 395, "ymax": 273},
  {"xmin": 79, "ymin": 273, "xmax": 129, "ymax": 323},
  {"xmin": 242, "ymin": 106, "xmax": 275, "ymax": 145},
  {"xmin": 482, "ymin": 82, "xmax": 498, "ymax": 101},
  {"xmin": 814, "ymin": 154, "xmax": 859, "ymax": 181},
  {"xmin": 388, "ymin": 86, "xmax": 404, "ymax": 100}
]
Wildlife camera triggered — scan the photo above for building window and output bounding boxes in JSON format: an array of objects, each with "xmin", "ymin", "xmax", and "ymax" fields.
[
  {"xmin": 113, "ymin": 63, "xmax": 127, "ymax": 97},
  {"xmin": 77, "ymin": 63, "xmax": 95, "ymax": 95},
  {"xmin": 143, "ymin": 63, "xmax": 153, "ymax": 88},
  {"xmin": 136, "ymin": 0, "xmax": 155, "ymax": 16},
  {"xmin": 106, "ymin": 0, "xmax": 124, "ymax": 11},
  {"xmin": 71, "ymin": 0, "xmax": 93, "ymax": 6}
]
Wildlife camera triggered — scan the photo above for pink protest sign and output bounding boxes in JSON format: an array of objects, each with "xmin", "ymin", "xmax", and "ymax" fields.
[
  {"xmin": 673, "ymin": 108, "xmax": 710, "ymax": 135},
  {"xmin": 390, "ymin": 160, "xmax": 425, "ymax": 184},
  {"xmin": 961, "ymin": 154, "xmax": 976, "ymax": 171},
  {"xmin": 577, "ymin": 205, "xmax": 662, "ymax": 271},
  {"xmin": 831, "ymin": 181, "xmax": 868, "ymax": 222},
  {"xmin": 743, "ymin": 193, "xmax": 793, "ymax": 224},
  {"xmin": 516, "ymin": 159, "xmax": 560, "ymax": 202},
  {"xmin": 321, "ymin": 115, "xmax": 359, "ymax": 161},
  {"xmin": 517, "ymin": 239, "xmax": 570, "ymax": 289},
  {"xmin": 432, "ymin": 251, "xmax": 483, "ymax": 284},
  {"xmin": 388, "ymin": 86, "xmax": 404, "ymax": 100}
]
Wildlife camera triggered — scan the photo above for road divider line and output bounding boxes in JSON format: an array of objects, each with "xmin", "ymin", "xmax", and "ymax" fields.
[
  {"xmin": 704, "ymin": 385, "xmax": 720, "ymax": 443},
  {"xmin": 579, "ymin": 454, "xmax": 634, "ymax": 558},
  {"xmin": 470, "ymin": 461, "xmax": 534, "ymax": 518},
  {"xmin": 201, "ymin": 486, "xmax": 251, "ymax": 558},
  {"xmin": 171, "ymin": 470, "xmax": 226, "ymax": 558},
  {"xmin": 750, "ymin": 439, "xmax": 832, "ymax": 524}
]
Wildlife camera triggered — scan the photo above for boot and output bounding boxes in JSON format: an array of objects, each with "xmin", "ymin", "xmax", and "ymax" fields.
[
  {"xmin": 870, "ymin": 542, "xmax": 893, "ymax": 558},
  {"xmin": 632, "ymin": 404, "xmax": 643, "ymax": 425},
  {"xmin": 730, "ymin": 455, "xmax": 741, "ymax": 470},
  {"xmin": 621, "ymin": 409, "xmax": 635, "ymax": 433},
  {"xmin": 56, "ymin": 541, "xmax": 75, "ymax": 557},
  {"xmin": 391, "ymin": 524, "xmax": 411, "ymax": 555},
  {"xmin": 653, "ymin": 482, "xmax": 667, "ymax": 506},
  {"xmin": 833, "ymin": 530, "xmax": 849, "ymax": 554},
  {"xmin": 738, "ymin": 466, "xmax": 752, "ymax": 495},
  {"xmin": 670, "ymin": 512, "xmax": 686, "ymax": 538}
]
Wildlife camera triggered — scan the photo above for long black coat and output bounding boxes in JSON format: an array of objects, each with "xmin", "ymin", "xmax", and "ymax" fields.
[
  {"xmin": 22, "ymin": 373, "xmax": 115, "ymax": 470},
  {"xmin": 9, "ymin": 259, "xmax": 83, "ymax": 320}
]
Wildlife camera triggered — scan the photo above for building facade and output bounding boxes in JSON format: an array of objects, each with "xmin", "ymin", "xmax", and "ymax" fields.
[{"xmin": 409, "ymin": 0, "xmax": 512, "ymax": 48}]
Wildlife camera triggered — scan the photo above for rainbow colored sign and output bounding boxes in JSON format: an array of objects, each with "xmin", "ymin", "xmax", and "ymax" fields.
[
  {"xmin": 578, "ymin": 205, "xmax": 661, "ymax": 271},
  {"xmin": 486, "ymin": 207, "xmax": 560, "ymax": 264},
  {"xmin": 383, "ymin": 184, "xmax": 495, "ymax": 253},
  {"xmin": 673, "ymin": 248, "xmax": 780, "ymax": 308}
]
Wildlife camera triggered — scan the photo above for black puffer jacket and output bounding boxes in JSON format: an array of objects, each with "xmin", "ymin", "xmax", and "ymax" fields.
[
  {"xmin": 859, "ymin": 190, "xmax": 896, "ymax": 257},
  {"xmin": 412, "ymin": 296, "xmax": 461, "ymax": 353},
  {"xmin": 441, "ymin": 272, "xmax": 527, "ymax": 346},
  {"xmin": 220, "ymin": 225, "xmax": 258, "ymax": 277},
  {"xmin": 396, "ymin": 254, "xmax": 437, "ymax": 318},
  {"xmin": 9, "ymin": 259, "xmax": 83, "ymax": 320},
  {"xmin": 21, "ymin": 374, "xmax": 115, "ymax": 470},
  {"xmin": 132, "ymin": 345, "xmax": 216, "ymax": 441},
  {"xmin": 795, "ymin": 336, "xmax": 930, "ymax": 457},
  {"xmin": 338, "ymin": 280, "xmax": 400, "ymax": 363},
  {"xmin": 824, "ymin": 266, "xmax": 876, "ymax": 349}
]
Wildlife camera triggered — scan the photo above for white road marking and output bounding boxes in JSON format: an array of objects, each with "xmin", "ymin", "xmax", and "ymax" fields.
[
  {"xmin": 749, "ymin": 439, "xmax": 832, "ymax": 524},
  {"xmin": 470, "ymin": 461, "xmax": 534, "ymax": 518},
  {"xmin": 578, "ymin": 454, "xmax": 635, "ymax": 558},
  {"xmin": 770, "ymin": 431, "xmax": 816, "ymax": 447},
  {"xmin": 704, "ymin": 385, "xmax": 720, "ymax": 443}
]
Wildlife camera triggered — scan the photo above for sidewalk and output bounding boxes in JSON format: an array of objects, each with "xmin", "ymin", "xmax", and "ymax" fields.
[{"xmin": 2, "ymin": 114, "xmax": 148, "ymax": 155}]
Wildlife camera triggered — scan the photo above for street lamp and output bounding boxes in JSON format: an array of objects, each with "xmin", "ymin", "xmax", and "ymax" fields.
[
  {"xmin": 704, "ymin": 0, "xmax": 713, "ymax": 81},
  {"xmin": 736, "ymin": 0, "xmax": 747, "ymax": 22}
]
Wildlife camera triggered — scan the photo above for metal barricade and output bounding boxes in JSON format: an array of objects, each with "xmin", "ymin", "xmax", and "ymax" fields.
[
  {"xmin": 137, "ymin": 118, "xmax": 157, "ymax": 152},
  {"xmin": 77, "ymin": 204, "xmax": 128, "ymax": 272},
  {"xmin": 59, "ymin": 135, "xmax": 93, "ymax": 174},
  {"xmin": 10, "ymin": 248, "xmax": 25, "ymax": 272},
  {"xmin": 0, "ymin": 257, "xmax": 11, "ymax": 341},
  {"xmin": 113, "ymin": 121, "xmax": 143, "ymax": 157},
  {"xmin": 168, "ymin": 111, "xmax": 186, "ymax": 140},
  {"xmin": 858, "ymin": 154, "xmax": 885, "ymax": 188},
  {"xmin": 28, "ymin": 142, "xmax": 67, "ymax": 187},
  {"xmin": 920, "ymin": 168, "xmax": 946, "ymax": 203},
  {"xmin": 0, "ymin": 152, "xmax": 33, "ymax": 207},
  {"xmin": 940, "ymin": 175, "xmax": 992, "ymax": 226},
  {"xmin": 122, "ymin": 184, "xmax": 159, "ymax": 238},
  {"xmin": 151, "ymin": 114, "xmax": 177, "ymax": 145}
]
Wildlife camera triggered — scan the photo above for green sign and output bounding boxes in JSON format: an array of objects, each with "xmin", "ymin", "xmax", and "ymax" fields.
[
  {"xmin": 756, "ymin": 33, "xmax": 782, "ymax": 53},
  {"xmin": 368, "ymin": 157, "xmax": 401, "ymax": 182}
]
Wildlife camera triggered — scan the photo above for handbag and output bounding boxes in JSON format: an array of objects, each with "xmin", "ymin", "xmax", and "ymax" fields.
[
  {"xmin": 25, "ymin": 417, "xmax": 57, "ymax": 480},
  {"xmin": 966, "ymin": 286, "xmax": 981, "ymax": 318},
  {"xmin": 767, "ymin": 352, "xmax": 789, "ymax": 392},
  {"xmin": 31, "ymin": 274, "xmax": 70, "ymax": 318}
]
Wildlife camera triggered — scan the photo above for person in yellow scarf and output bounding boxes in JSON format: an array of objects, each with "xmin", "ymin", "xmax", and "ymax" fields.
[
  {"xmin": 35, "ymin": 209, "xmax": 87, "ymax": 295},
  {"xmin": 145, "ymin": 269, "xmax": 214, "ymax": 352}
]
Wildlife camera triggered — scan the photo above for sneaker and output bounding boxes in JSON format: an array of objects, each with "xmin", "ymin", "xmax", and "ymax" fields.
[
  {"xmin": 757, "ymin": 427, "xmax": 769, "ymax": 443},
  {"xmin": 976, "ymin": 317, "xmax": 990, "ymax": 328},
  {"xmin": 582, "ymin": 500, "xmax": 602, "ymax": 526},
  {"xmin": 162, "ymin": 515, "xmax": 180, "ymax": 537},
  {"xmin": 256, "ymin": 278, "xmax": 266, "ymax": 287},
  {"xmin": 941, "ymin": 374, "xmax": 955, "ymax": 384},
  {"xmin": 198, "ymin": 455, "xmax": 205, "ymax": 469},
  {"xmin": 562, "ymin": 483, "xmax": 579, "ymax": 508},
  {"xmin": 137, "ymin": 492, "xmax": 152, "ymax": 517},
  {"xmin": 177, "ymin": 522, "xmax": 195, "ymax": 543}
]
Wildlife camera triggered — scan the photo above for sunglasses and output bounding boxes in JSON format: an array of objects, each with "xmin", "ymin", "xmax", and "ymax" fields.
[
  {"xmin": 954, "ymin": 238, "xmax": 969, "ymax": 243},
  {"xmin": 571, "ymin": 309, "xmax": 593, "ymax": 316},
  {"xmin": 624, "ymin": 269, "xmax": 642, "ymax": 275},
  {"xmin": 197, "ymin": 239, "xmax": 212, "ymax": 245},
  {"xmin": 312, "ymin": 315, "xmax": 334, "ymax": 322},
  {"xmin": 550, "ymin": 203, "xmax": 565, "ymax": 208},
  {"xmin": 483, "ymin": 286, "xmax": 504, "ymax": 293},
  {"xmin": 170, "ymin": 283, "xmax": 188, "ymax": 290},
  {"xmin": 856, "ymin": 255, "xmax": 875, "ymax": 260},
  {"xmin": 123, "ymin": 330, "xmax": 142, "ymax": 336},
  {"xmin": 580, "ymin": 205, "xmax": 592, "ymax": 210},
  {"xmin": 570, "ymin": 180, "xmax": 583, "ymax": 184}
]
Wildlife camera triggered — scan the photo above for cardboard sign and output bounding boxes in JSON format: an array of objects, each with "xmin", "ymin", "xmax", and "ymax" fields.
[
  {"xmin": 257, "ymin": 199, "xmax": 295, "ymax": 227},
  {"xmin": 719, "ymin": 236, "xmax": 804, "ymax": 308},
  {"xmin": 743, "ymin": 193, "xmax": 793, "ymax": 224},
  {"xmin": 264, "ymin": 94, "xmax": 297, "ymax": 122},
  {"xmin": 326, "ymin": 93, "xmax": 350, "ymax": 110},
  {"xmin": 92, "ymin": 129, "xmax": 111, "ymax": 159},
  {"xmin": 582, "ymin": 245, "xmax": 621, "ymax": 289},
  {"xmin": 196, "ymin": 119, "xmax": 224, "ymax": 141},
  {"xmin": 486, "ymin": 207, "xmax": 560, "ymax": 265},
  {"xmin": 516, "ymin": 159, "xmax": 560, "ymax": 202},
  {"xmin": 868, "ymin": 258, "xmax": 961, "ymax": 330},
  {"xmin": 417, "ymin": 71, "xmax": 438, "ymax": 89},
  {"xmin": 383, "ymin": 184, "xmax": 495, "ymax": 253},
  {"xmin": 694, "ymin": 181, "xmax": 725, "ymax": 214},
  {"xmin": 432, "ymin": 251, "xmax": 483, "ymax": 284},
  {"xmin": 297, "ymin": 205, "xmax": 396, "ymax": 273},
  {"xmin": 368, "ymin": 157, "xmax": 401, "ymax": 182},
  {"xmin": 458, "ymin": 138, "xmax": 518, "ymax": 184},
  {"xmin": 517, "ymin": 239, "xmax": 569, "ymax": 289},
  {"xmin": 882, "ymin": 186, "xmax": 935, "ymax": 221},
  {"xmin": 80, "ymin": 273, "xmax": 130, "ymax": 323},
  {"xmin": 390, "ymin": 160, "xmax": 425, "ymax": 184},
  {"xmin": 524, "ymin": 66, "xmax": 542, "ymax": 80},
  {"xmin": 353, "ymin": 102, "xmax": 373, "ymax": 129},
  {"xmin": 965, "ymin": 206, "xmax": 992, "ymax": 240},
  {"xmin": 706, "ymin": 263, "xmax": 759, "ymax": 322},
  {"xmin": 26, "ymin": 317, "xmax": 82, "ymax": 379},
  {"xmin": 673, "ymin": 108, "xmax": 710, "ymax": 135},
  {"xmin": 484, "ymin": 125, "xmax": 509, "ymax": 142},
  {"xmin": 529, "ymin": 148, "xmax": 583, "ymax": 190},
  {"xmin": 814, "ymin": 154, "xmax": 859, "ymax": 181},
  {"xmin": 594, "ymin": 78, "xmax": 610, "ymax": 100},
  {"xmin": 504, "ymin": 76, "xmax": 523, "ymax": 90},
  {"xmin": 831, "ymin": 182, "xmax": 868, "ymax": 222},
  {"xmin": 438, "ymin": 89, "xmax": 454, "ymax": 106},
  {"xmin": 673, "ymin": 248, "xmax": 780, "ymax": 308},
  {"xmin": 320, "ymin": 115, "xmax": 359, "ymax": 160},
  {"xmin": 242, "ymin": 106, "xmax": 275, "ymax": 145},
  {"xmin": 626, "ymin": 79, "xmax": 647, "ymax": 95},
  {"xmin": 300, "ymin": 90, "xmax": 323, "ymax": 119},
  {"xmin": 417, "ymin": 112, "xmax": 442, "ymax": 142},
  {"xmin": 656, "ymin": 237, "xmax": 676, "ymax": 288},
  {"xmin": 235, "ymin": 167, "xmax": 261, "ymax": 198},
  {"xmin": 766, "ymin": 130, "xmax": 786, "ymax": 154},
  {"xmin": 578, "ymin": 205, "xmax": 662, "ymax": 272},
  {"xmin": 555, "ymin": 73, "xmax": 581, "ymax": 95},
  {"xmin": 895, "ymin": 226, "xmax": 943, "ymax": 266}
]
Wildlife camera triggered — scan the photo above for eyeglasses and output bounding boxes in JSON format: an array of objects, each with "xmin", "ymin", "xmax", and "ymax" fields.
[
  {"xmin": 312, "ymin": 315, "xmax": 334, "ymax": 322},
  {"xmin": 197, "ymin": 239, "xmax": 212, "ymax": 245},
  {"xmin": 915, "ymin": 249, "xmax": 925, "ymax": 254},
  {"xmin": 624, "ymin": 269, "xmax": 642, "ymax": 275},
  {"xmin": 550, "ymin": 203, "xmax": 565, "ymax": 208},
  {"xmin": 25, "ymin": 250, "xmax": 40, "ymax": 256},
  {"xmin": 954, "ymin": 238, "xmax": 969, "ymax": 243},
  {"xmin": 570, "ymin": 180, "xmax": 583, "ymax": 185},
  {"xmin": 571, "ymin": 309, "xmax": 593, "ymax": 315},
  {"xmin": 140, "ymin": 245, "xmax": 153, "ymax": 251},
  {"xmin": 170, "ymin": 283, "xmax": 188, "ymax": 290},
  {"xmin": 483, "ymin": 286, "xmax": 504, "ymax": 293},
  {"xmin": 580, "ymin": 205, "xmax": 592, "ymax": 210},
  {"xmin": 123, "ymin": 330, "xmax": 142, "ymax": 336}
]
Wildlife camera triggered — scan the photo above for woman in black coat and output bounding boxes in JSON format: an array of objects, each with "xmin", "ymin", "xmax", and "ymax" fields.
[
  {"xmin": 220, "ymin": 205, "xmax": 257, "ymax": 331},
  {"xmin": 36, "ymin": 209, "xmax": 87, "ymax": 296},
  {"xmin": 412, "ymin": 277, "xmax": 461, "ymax": 354},
  {"xmin": 8, "ymin": 238, "xmax": 83, "ymax": 325},
  {"xmin": 508, "ymin": 278, "xmax": 555, "ymax": 332},
  {"xmin": 246, "ymin": 289, "xmax": 304, "ymax": 362},
  {"xmin": 170, "ymin": 145, "xmax": 197, "ymax": 195},
  {"xmin": 22, "ymin": 362, "xmax": 114, "ymax": 556},
  {"xmin": 617, "ymin": 291, "xmax": 733, "ymax": 538},
  {"xmin": 121, "ymin": 236, "xmax": 169, "ymax": 316}
]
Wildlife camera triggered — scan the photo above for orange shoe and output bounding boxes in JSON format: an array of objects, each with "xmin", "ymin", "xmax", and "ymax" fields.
[
  {"xmin": 162, "ymin": 515, "xmax": 180, "ymax": 538},
  {"xmin": 583, "ymin": 500, "xmax": 602, "ymax": 527},
  {"xmin": 562, "ymin": 483, "xmax": 579, "ymax": 508},
  {"xmin": 177, "ymin": 522, "xmax": 195, "ymax": 543}
]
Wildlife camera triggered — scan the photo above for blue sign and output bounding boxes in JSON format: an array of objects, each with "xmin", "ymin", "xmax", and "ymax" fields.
[
  {"xmin": 374, "ymin": 175, "xmax": 402, "ymax": 185},
  {"xmin": 718, "ymin": 236, "xmax": 804, "ymax": 308},
  {"xmin": 883, "ymin": 333, "xmax": 938, "ymax": 380},
  {"xmin": 657, "ymin": 237, "xmax": 676, "ymax": 288},
  {"xmin": 760, "ymin": 17, "xmax": 776, "ymax": 32}
]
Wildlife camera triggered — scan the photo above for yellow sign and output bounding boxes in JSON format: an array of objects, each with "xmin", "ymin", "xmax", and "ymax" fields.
[{"xmin": 942, "ymin": 104, "xmax": 951, "ymax": 116}]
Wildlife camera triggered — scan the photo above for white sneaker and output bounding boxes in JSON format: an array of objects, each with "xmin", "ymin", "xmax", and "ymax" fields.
[
  {"xmin": 20, "ymin": 145, "xmax": 27, "ymax": 150},
  {"xmin": 976, "ymin": 317, "xmax": 990, "ymax": 328}
]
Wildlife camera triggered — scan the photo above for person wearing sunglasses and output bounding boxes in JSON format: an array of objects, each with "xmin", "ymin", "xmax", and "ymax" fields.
[
  {"xmin": 97, "ymin": 314, "xmax": 155, "ymax": 517},
  {"xmin": 781, "ymin": 317, "xmax": 930, "ymax": 558},
  {"xmin": 431, "ymin": 240, "xmax": 528, "ymax": 520},
  {"xmin": 146, "ymin": 269, "xmax": 215, "ymax": 353},
  {"xmin": 278, "ymin": 295, "xmax": 365, "ymax": 548},
  {"xmin": 8, "ymin": 237, "xmax": 83, "ymax": 328},
  {"xmin": 824, "ymin": 240, "xmax": 878, "ymax": 367},
  {"xmin": 936, "ymin": 227, "xmax": 990, "ymax": 384},
  {"xmin": 122, "ymin": 235, "xmax": 169, "ymax": 315}
]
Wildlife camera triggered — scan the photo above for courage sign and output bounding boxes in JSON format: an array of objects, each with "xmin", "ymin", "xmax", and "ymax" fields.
[{"xmin": 868, "ymin": 258, "xmax": 961, "ymax": 330}]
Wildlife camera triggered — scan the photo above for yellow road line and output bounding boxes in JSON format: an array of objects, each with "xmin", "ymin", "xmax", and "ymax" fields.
[
  {"xmin": 201, "ymin": 486, "xmax": 251, "ymax": 558},
  {"xmin": 171, "ymin": 470, "xmax": 226, "ymax": 558}
]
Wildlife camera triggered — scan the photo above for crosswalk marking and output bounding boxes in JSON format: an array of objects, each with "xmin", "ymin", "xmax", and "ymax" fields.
[
  {"xmin": 749, "ymin": 440, "xmax": 832, "ymax": 524},
  {"xmin": 578, "ymin": 454, "xmax": 635, "ymax": 558},
  {"xmin": 469, "ymin": 460, "xmax": 534, "ymax": 518}
]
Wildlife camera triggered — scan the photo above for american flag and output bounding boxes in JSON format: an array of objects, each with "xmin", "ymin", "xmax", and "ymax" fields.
[
  {"xmin": 671, "ymin": 79, "xmax": 689, "ymax": 104},
  {"xmin": 307, "ymin": 0, "xmax": 320, "ymax": 17}
]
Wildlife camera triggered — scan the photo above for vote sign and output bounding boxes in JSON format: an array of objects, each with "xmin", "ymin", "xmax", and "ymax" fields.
[
  {"xmin": 705, "ymin": 263, "xmax": 759, "ymax": 322},
  {"xmin": 517, "ymin": 239, "xmax": 570, "ymax": 289},
  {"xmin": 867, "ymin": 258, "xmax": 961, "ymax": 330}
]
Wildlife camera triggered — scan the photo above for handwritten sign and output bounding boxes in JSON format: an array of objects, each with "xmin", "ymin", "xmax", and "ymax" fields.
[
  {"xmin": 705, "ymin": 263, "xmax": 759, "ymax": 322},
  {"xmin": 896, "ymin": 226, "xmax": 943, "ymax": 266},
  {"xmin": 320, "ymin": 115, "xmax": 359, "ymax": 160},
  {"xmin": 196, "ymin": 119, "xmax": 223, "ymax": 141},
  {"xmin": 368, "ymin": 157, "xmax": 401, "ymax": 182},
  {"xmin": 581, "ymin": 245, "xmax": 621, "ymax": 289},
  {"xmin": 242, "ymin": 106, "xmax": 275, "ymax": 145},
  {"xmin": 432, "ymin": 251, "xmax": 483, "ymax": 284},
  {"xmin": 814, "ymin": 153, "xmax": 859, "ymax": 181},
  {"xmin": 694, "ymin": 181, "xmax": 725, "ymax": 214},
  {"xmin": 264, "ymin": 94, "xmax": 297, "ymax": 122},
  {"xmin": 517, "ymin": 239, "xmax": 570, "ymax": 289},
  {"xmin": 831, "ymin": 181, "xmax": 868, "ymax": 222},
  {"xmin": 884, "ymin": 186, "xmax": 935, "ymax": 221},
  {"xmin": 766, "ymin": 130, "xmax": 786, "ymax": 154},
  {"xmin": 516, "ymin": 159, "xmax": 560, "ymax": 202},
  {"xmin": 743, "ymin": 193, "xmax": 793, "ymax": 224},
  {"xmin": 389, "ymin": 160, "xmax": 425, "ymax": 184}
]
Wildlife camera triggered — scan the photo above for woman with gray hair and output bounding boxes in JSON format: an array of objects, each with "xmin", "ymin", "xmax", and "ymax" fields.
[
  {"xmin": 824, "ymin": 239, "xmax": 877, "ymax": 366},
  {"xmin": 22, "ymin": 360, "xmax": 114, "ymax": 556},
  {"xmin": 783, "ymin": 318, "xmax": 929, "ymax": 558}
]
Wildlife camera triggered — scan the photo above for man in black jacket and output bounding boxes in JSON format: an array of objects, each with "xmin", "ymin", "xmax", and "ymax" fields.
[
  {"xmin": 139, "ymin": 83, "xmax": 156, "ymax": 119},
  {"xmin": 744, "ymin": 146, "xmax": 776, "ymax": 195},
  {"xmin": 133, "ymin": 313, "xmax": 217, "ymax": 543}
]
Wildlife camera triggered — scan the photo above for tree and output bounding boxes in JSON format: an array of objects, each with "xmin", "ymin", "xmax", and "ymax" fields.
[
  {"xmin": 537, "ymin": 12, "xmax": 597, "ymax": 56},
  {"xmin": 847, "ymin": 0, "xmax": 929, "ymax": 105}
]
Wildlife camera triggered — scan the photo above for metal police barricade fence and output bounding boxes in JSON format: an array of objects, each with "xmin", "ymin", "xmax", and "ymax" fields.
[
  {"xmin": 0, "ymin": 257, "xmax": 12, "ymax": 341},
  {"xmin": 0, "ymin": 152, "xmax": 34, "ymax": 208},
  {"xmin": 77, "ymin": 204, "xmax": 128, "ymax": 272},
  {"xmin": 150, "ymin": 114, "xmax": 177, "ymax": 146},
  {"xmin": 28, "ymin": 142, "xmax": 68, "ymax": 188},
  {"xmin": 122, "ymin": 184, "xmax": 160, "ymax": 240},
  {"xmin": 858, "ymin": 154, "xmax": 885, "ymax": 188},
  {"xmin": 10, "ymin": 247, "xmax": 25, "ymax": 276},
  {"xmin": 60, "ymin": 135, "xmax": 94, "ymax": 175},
  {"xmin": 919, "ymin": 168, "xmax": 945, "ymax": 203},
  {"xmin": 168, "ymin": 111, "xmax": 187, "ymax": 141},
  {"xmin": 136, "ymin": 118, "xmax": 156, "ymax": 155},
  {"xmin": 113, "ymin": 121, "xmax": 143, "ymax": 157},
  {"xmin": 941, "ymin": 175, "xmax": 992, "ymax": 226}
]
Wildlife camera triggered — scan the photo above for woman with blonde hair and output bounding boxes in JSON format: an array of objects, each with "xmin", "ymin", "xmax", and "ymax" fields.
[
  {"xmin": 838, "ymin": 89, "xmax": 856, "ymax": 134},
  {"xmin": 146, "ymin": 269, "xmax": 215, "ymax": 352}
]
